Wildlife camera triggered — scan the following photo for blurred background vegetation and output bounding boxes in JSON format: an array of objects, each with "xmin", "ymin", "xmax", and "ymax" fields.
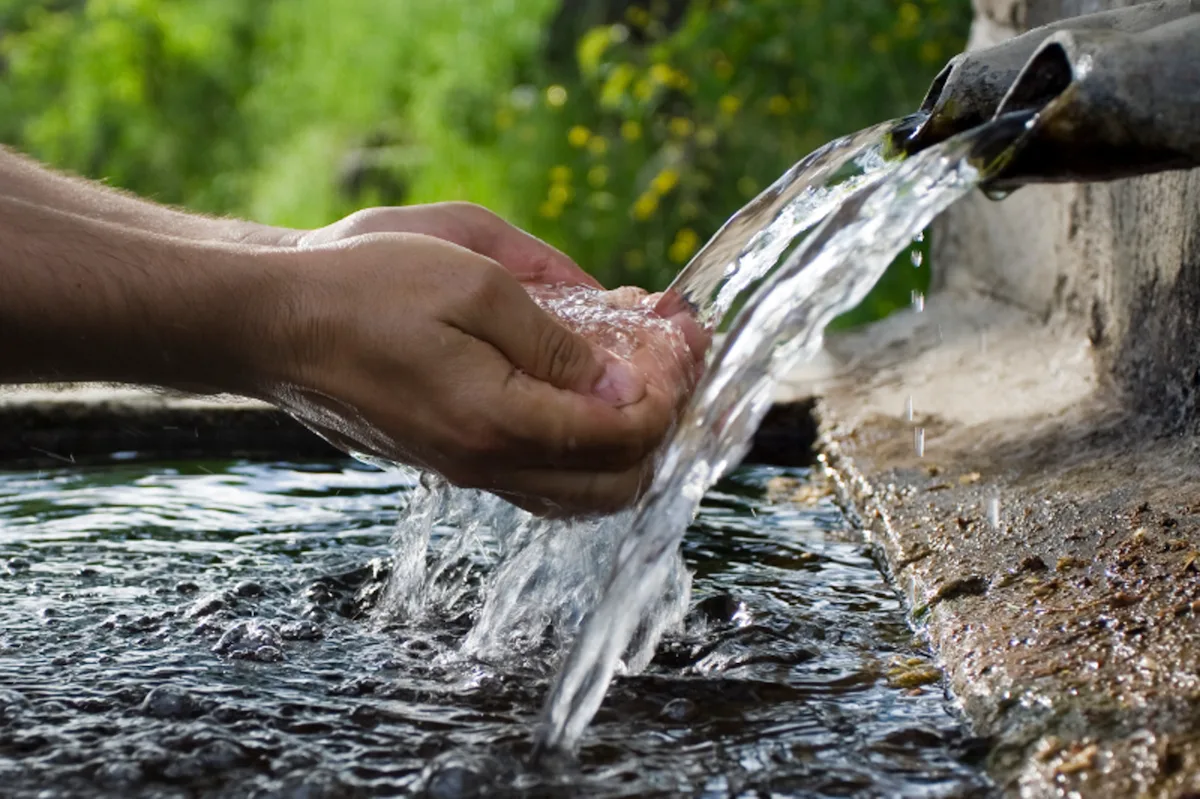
[{"xmin": 0, "ymin": 0, "xmax": 971, "ymax": 324}]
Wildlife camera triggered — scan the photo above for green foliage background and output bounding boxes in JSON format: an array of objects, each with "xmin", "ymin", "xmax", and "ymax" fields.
[{"xmin": 0, "ymin": 0, "xmax": 971, "ymax": 324}]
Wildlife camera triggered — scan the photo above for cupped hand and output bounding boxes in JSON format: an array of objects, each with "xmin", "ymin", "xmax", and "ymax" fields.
[
  {"xmin": 288, "ymin": 202, "xmax": 601, "ymax": 289},
  {"xmin": 258, "ymin": 232, "xmax": 696, "ymax": 515}
]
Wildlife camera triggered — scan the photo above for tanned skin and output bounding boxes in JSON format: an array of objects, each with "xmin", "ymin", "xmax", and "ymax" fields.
[{"xmin": 0, "ymin": 148, "xmax": 700, "ymax": 515}]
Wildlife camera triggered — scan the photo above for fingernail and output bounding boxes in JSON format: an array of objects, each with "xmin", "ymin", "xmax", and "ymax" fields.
[{"xmin": 592, "ymin": 358, "xmax": 645, "ymax": 407}]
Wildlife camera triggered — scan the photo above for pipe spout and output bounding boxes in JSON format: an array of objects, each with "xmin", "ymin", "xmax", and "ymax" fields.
[
  {"xmin": 900, "ymin": 0, "xmax": 1200, "ymax": 155},
  {"xmin": 989, "ymin": 15, "xmax": 1200, "ymax": 186}
]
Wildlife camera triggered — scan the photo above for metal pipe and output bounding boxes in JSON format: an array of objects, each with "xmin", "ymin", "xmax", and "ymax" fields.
[
  {"xmin": 988, "ymin": 15, "xmax": 1200, "ymax": 185},
  {"xmin": 900, "ymin": 0, "xmax": 1200, "ymax": 153}
]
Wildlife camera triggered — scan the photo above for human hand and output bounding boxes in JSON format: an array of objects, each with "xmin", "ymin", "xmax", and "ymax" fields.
[
  {"xmin": 286, "ymin": 202, "xmax": 602, "ymax": 289},
  {"xmin": 255, "ymin": 232, "xmax": 695, "ymax": 515}
]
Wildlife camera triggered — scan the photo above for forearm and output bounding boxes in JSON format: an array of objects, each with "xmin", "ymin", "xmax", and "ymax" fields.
[
  {"xmin": 0, "ymin": 146, "xmax": 294, "ymax": 246},
  {"xmin": 0, "ymin": 195, "xmax": 289, "ymax": 393}
]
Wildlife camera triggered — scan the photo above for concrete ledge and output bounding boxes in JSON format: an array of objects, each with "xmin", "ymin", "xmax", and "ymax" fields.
[
  {"xmin": 0, "ymin": 383, "xmax": 819, "ymax": 470},
  {"xmin": 786, "ymin": 294, "xmax": 1200, "ymax": 796},
  {"xmin": 0, "ymin": 384, "xmax": 340, "ymax": 467}
]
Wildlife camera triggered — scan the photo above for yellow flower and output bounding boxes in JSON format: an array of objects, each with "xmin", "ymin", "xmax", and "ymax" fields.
[
  {"xmin": 577, "ymin": 26, "xmax": 611, "ymax": 76},
  {"xmin": 539, "ymin": 201, "xmax": 562, "ymax": 219},
  {"xmin": 737, "ymin": 176, "xmax": 758, "ymax": 197},
  {"xmin": 621, "ymin": 120, "xmax": 642, "ymax": 141},
  {"xmin": 696, "ymin": 126, "xmax": 717, "ymax": 147},
  {"xmin": 632, "ymin": 193, "xmax": 658, "ymax": 220},
  {"xmin": 548, "ymin": 184, "xmax": 572, "ymax": 205},
  {"xmin": 587, "ymin": 165, "xmax": 609, "ymax": 188},
  {"xmin": 600, "ymin": 63, "xmax": 636, "ymax": 108},
  {"xmin": 767, "ymin": 95, "xmax": 790, "ymax": 115},
  {"xmin": 651, "ymin": 168, "xmax": 680, "ymax": 195},
  {"xmin": 549, "ymin": 165, "xmax": 572, "ymax": 183},
  {"xmin": 649, "ymin": 63, "xmax": 674, "ymax": 85},
  {"xmin": 567, "ymin": 125, "xmax": 591, "ymax": 148},
  {"xmin": 669, "ymin": 228, "xmax": 700, "ymax": 264},
  {"xmin": 668, "ymin": 69, "xmax": 691, "ymax": 91},
  {"xmin": 668, "ymin": 117, "xmax": 694, "ymax": 138},
  {"xmin": 633, "ymin": 78, "xmax": 654, "ymax": 101},
  {"xmin": 718, "ymin": 94, "xmax": 741, "ymax": 116},
  {"xmin": 587, "ymin": 135, "xmax": 609, "ymax": 156},
  {"xmin": 545, "ymin": 85, "xmax": 568, "ymax": 108}
]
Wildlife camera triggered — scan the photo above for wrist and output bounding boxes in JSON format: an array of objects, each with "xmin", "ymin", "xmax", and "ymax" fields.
[{"xmin": 174, "ymin": 243, "xmax": 310, "ymax": 397}]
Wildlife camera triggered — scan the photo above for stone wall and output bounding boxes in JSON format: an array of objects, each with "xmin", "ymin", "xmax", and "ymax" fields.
[{"xmin": 934, "ymin": 0, "xmax": 1200, "ymax": 431}]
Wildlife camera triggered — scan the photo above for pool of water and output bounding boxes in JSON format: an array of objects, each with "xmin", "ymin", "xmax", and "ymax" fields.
[{"xmin": 0, "ymin": 459, "xmax": 993, "ymax": 798}]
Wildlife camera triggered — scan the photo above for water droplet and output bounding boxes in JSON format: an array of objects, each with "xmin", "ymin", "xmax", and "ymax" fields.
[
  {"xmin": 911, "ymin": 249, "xmax": 924, "ymax": 268},
  {"xmin": 904, "ymin": 395, "xmax": 914, "ymax": 422},
  {"xmin": 914, "ymin": 428, "xmax": 925, "ymax": 458},
  {"xmin": 986, "ymin": 497, "xmax": 1001, "ymax": 530},
  {"xmin": 983, "ymin": 186, "xmax": 1011, "ymax": 202},
  {"xmin": 911, "ymin": 291, "xmax": 925, "ymax": 313}
]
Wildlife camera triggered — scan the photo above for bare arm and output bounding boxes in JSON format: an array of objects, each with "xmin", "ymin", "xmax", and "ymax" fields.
[
  {"xmin": 0, "ymin": 147, "xmax": 292, "ymax": 246},
  {"xmin": 0, "ymin": 195, "xmax": 694, "ymax": 513},
  {"xmin": 0, "ymin": 195, "xmax": 281, "ymax": 390},
  {"xmin": 0, "ymin": 148, "xmax": 603, "ymax": 289}
]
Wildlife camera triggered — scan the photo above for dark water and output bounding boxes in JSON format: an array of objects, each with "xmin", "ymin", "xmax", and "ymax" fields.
[{"xmin": 0, "ymin": 459, "xmax": 992, "ymax": 798}]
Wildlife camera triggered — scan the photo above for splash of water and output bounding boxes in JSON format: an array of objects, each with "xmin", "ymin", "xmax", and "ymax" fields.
[
  {"xmin": 534, "ymin": 113, "xmax": 1033, "ymax": 753},
  {"xmin": 370, "ymin": 121, "xmax": 908, "ymax": 660},
  {"xmin": 372, "ymin": 109, "xmax": 1032, "ymax": 753}
]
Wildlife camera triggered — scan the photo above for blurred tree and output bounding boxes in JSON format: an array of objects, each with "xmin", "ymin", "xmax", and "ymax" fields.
[
  {"xmin": 499, "ymin": 0, "xmax": 971, "ymax": 311},
  {"xmin": 0, "ymin": 0, "xmax": 971, "ymax": 324}
]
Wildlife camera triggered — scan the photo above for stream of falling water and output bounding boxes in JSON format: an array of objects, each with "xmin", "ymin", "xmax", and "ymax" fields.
[{"xmin": 373, "ymin": 111, "xmax": 1033, "ymax": 755}]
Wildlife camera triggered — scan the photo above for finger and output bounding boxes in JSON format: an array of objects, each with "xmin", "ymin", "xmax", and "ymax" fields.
[
  {"xmin": 489, "ymin": 367, "xmax": 674, "ymax": 470},
  {"xmin": 449, "ymin": 267, "xmax": 646, "ymax": 406},
  {"xmin": 441, "ymin": 203, "xmax": 604, "ymax": 288},
  {"xmin": 424, "ymin": 331, "xmax": 671, "ymax": 471},
  {"xmin": 648, "ymin": 290, "xmax": 711, "ymax": 377}
]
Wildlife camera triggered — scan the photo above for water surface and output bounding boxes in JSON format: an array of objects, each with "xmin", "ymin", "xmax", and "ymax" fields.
[{"xmin": 0, "ymin": 459, "xmax": 991, "ymax": 797}]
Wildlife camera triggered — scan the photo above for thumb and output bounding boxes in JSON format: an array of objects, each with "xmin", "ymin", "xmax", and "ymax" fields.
[{"xmin": 451, "ymin": 266, "xmax": 646, "ymax": 406}]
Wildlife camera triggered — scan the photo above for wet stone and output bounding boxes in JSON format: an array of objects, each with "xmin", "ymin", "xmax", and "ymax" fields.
[
  {"xmin": 419, "ymin": 753, "xmax": 507, "ymax": 799},
  {"xmin": 660, "ymin": 697, "xmax": 698, "ymax": 722},
  {"xmin": 233, "ymin": 580, "xmax": 264, "ymax": 598},
  {"xmin": 185, "ymin": 593, "xmax": 227, "ymax": 619},
  {"xmin": 6, "ymin": 557, "xmax": 30, "ymax": 573},
  {"xmin": 330, "ymin": 677, "xmax": 379, "ymax": 697},
  {"xmin": 692, "ymin": 592, "xmax": 743, "ymax": 625},
  {"xmin": 279, "ymin": 620, "xmax": 323, "ymax": 641},
  {"xmin": 213, "ymin": 619, "xmax": 285, "ymax": 661},
  {"xmin": 140, "ymin": 685, "xmax": 205, "ymax": 720}
]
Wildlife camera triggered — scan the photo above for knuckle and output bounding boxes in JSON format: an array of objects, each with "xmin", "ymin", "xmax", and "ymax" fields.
[
  {"xmin": 534, "ymin": 322, "xmax": 587, "ymax": 386},
  {"xmin": 447, "ymin": 201, "xmax": 500, "ymax": 229},
  {"xmin": 343, "ymin": 206, "xmax": 390, "ymax": 236}
]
